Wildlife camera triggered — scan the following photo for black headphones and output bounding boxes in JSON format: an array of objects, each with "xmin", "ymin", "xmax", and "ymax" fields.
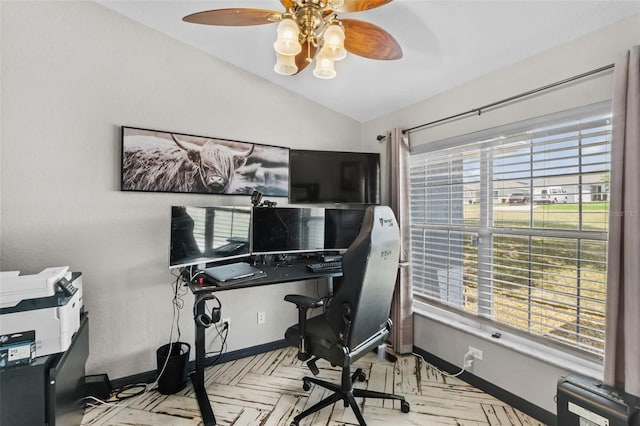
[{"xmin": 193, "ymin": 294, "xmax": 221, "ymax": 328}]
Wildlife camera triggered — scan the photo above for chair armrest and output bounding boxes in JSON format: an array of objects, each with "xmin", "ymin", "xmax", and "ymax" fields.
[
  {"xmin": 284, "ymin": 294, "xmax": 323, "ymax": 362},
  {"xmin": 284, "ymin": 294, "xmax": 324, "ymax": 309}
]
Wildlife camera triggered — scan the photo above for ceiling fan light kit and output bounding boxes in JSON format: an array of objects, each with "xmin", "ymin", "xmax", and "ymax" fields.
[
  {"xmin": 322, "ymin": 24, "xmax": 347, "ymax": 61},
  {"xmin": 274, "ymin": 16, "xmax": 302, "ymax": 56},
  {"xmin": 274, "ymin": 52, "xmax": 299, "ymax": 75},
  {"xmin": 183, "ymin": 0, "xmax": 402, "ymax": 80},
  {"xmin": 313, "ymin": 51, "xmax": 337, "ymax": 79},
  {"xmin": 275, "ymin": 15, "xmax": 346, "ymax": 79}
]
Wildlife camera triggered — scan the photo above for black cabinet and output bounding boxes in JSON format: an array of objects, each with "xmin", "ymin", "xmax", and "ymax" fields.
[{"xmin": 0, "ymin": 313, "xmax": 89, "ymax": 426}]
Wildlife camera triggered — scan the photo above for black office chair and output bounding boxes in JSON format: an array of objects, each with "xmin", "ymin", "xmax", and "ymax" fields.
[{"xmin": 284, "ymin": 205, "xmax": 410, "ymax": 426}]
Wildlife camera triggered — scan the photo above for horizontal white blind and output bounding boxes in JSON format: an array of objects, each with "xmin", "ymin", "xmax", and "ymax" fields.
[
  {"xmin": 410, "ymin": 102, "xmax": 611, "ymax": 358},
  {"xmin": 186, "ymin": 207, "xmax": 250, "ymax": 251}
]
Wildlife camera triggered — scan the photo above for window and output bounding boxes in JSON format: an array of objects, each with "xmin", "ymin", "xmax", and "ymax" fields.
[{"xmin": 409, "ymin": 102, "xmax": 611, "ymax": 359}]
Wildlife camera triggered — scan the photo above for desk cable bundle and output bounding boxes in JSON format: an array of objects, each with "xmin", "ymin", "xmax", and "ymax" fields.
[
  {"xmin": 81, "ymin": 271, "xmax": 229, "ymax": 411},
  {"xmin": 82, "ymin": 272, "xmax": 187, "ymax": 409}
]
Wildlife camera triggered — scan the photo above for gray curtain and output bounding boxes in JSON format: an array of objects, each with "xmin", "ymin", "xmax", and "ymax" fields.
[
  {"xmin": 604, "ymin": 45, "xmax": 640, "ymax": 397},
  {"xmin": 387, "ymin": 128, "xmax": 414, "ymax": 354}
]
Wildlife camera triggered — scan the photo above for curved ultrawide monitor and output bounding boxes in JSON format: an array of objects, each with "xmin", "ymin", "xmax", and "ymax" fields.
[{"xmin": 170, "ymin": 206, "xmax": 251, "ymax": 269}]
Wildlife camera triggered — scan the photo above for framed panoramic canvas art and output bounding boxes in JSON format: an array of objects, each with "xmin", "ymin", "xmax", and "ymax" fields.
[{"xmin": 121, "ymin": 127, "xmax": 289, "ymax": 196}]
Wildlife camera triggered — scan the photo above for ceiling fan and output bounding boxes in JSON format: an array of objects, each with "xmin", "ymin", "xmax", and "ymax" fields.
[{"xmin": 182, "ymin": 0, "xmax": 403, "ymax": 79}]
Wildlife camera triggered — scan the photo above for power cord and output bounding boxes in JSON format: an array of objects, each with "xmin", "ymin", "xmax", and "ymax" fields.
[
  {"xmin": 83, "ymin": 275, "xmax": 186, "ymax": 411},
  {"xmin": 177, "ymin": 270, "xmax": 229, "ymax": 371},
  {"xmin": 411, "ymin": 351, "xmax": 467, "ymax": 378},
  {"xmin": 171, "ymin": 273, "xmax": 188, "ymax": 343},
  {"xmin": 148, "ymin": 273, "xmax": 187, "ymax": 392},
  {"xmin": 314, "ymin": 280, "xmax": 333, "ymax": 313},
  {"xmin": 462, "ymin": 349, "xmax": 475, "ymax": 369},
  {"xmin": 82, "ymin": 395, "xmax": 119, "ymax": 409},
  {"xmin": 205, "ymin": 320, "xmax": 229, "ymax": 366},
  {"xmin": 113, "ymin": 384, "xmax": 147, "ymax": 401}
]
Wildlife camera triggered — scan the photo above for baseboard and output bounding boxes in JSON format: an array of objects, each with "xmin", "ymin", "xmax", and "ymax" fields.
[
  {"xmin": 110, "ymin": 339, "xmax": 289, "ymax": 391},
  {"xmin": 413, "ymin": 346, "xmax": 557, "ymax": 426}
]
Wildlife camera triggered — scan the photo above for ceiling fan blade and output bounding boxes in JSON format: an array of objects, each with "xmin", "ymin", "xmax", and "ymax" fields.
[
  {"xmin": 280, "ymin": 0, "xmax": 296, "ymax": 9},
  {"xmin": 332, "ymin": 0, "xmax": 393, "ymax": 13},
  {"xmin": 294, "ymin": 43, "xmax": 318, "ymax": 75},
  {"xmin": 341, "ymin": 19, "xmax": 402, "ymax": 60},
  {"xmin": 183, "ymin": 9, "xmax": 280, "ymax": 26}
]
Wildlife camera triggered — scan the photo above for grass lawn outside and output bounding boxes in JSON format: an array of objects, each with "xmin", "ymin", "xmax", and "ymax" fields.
[
  {"xmin": 462, "ymin": 202, "xmax": 609, "ymax": 231},
  {"xmin": 415, "ymin": 201, "xmax": 610, "ymax": 357}
]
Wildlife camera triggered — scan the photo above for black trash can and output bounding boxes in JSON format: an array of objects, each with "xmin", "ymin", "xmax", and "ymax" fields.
[{"xmin": 156, "ymin": 342, "xmax": 190, "ymax": 395}]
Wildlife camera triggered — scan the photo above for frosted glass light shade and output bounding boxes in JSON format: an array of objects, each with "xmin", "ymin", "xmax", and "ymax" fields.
[
  {"xmin": 323, "ymin": 24, "xmax": 346, "ymax": 61},
  {"xmin": 313, "ymin": 50, "xmax": 336, "ymax": 79},
  {"xmin": 274, "ymin": 53, "xmax": 298, "ymax": 75},
  {"xmin": 273, "ymin": 18, "xmax": 301, "ymax": 56}
]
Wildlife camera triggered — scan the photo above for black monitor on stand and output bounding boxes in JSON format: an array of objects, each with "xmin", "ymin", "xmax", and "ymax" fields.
[
  {"xmin": 251, "ymin": 207, "xmax": 325, "ymax": 257},
  {"xmin": 170, "ymin": 206, "xmax": 251, "ymax": 269}
]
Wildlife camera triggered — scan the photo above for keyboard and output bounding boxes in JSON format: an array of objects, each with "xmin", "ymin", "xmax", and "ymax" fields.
[{"xmin": 306, "ymin": 261, "xmax": 342, "ymax": 273}]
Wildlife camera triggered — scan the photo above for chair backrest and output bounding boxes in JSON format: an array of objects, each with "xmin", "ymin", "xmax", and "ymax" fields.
[{"xmin": 326, "ymin": 205, "xmax": 400, "ymax": 349}]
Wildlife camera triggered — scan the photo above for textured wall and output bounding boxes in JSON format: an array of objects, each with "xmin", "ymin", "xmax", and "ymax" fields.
[{"xmin": 0, "ymin": 1, "xmax": 361, "ymax": 380}]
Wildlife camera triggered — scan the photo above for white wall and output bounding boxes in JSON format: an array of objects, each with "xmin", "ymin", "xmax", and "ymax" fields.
[
  {"xmin": 0, "ymin": 1, "xmax": 361, "ymax": 380},
  {"xmin": 363, "ymin": 14, "xmax": 640, "ymax": 415}
]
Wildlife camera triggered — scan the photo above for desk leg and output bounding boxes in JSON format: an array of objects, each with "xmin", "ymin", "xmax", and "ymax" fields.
[{"xmin": 192, "ymin": 299, "xmax": 216, "ymax": 426}]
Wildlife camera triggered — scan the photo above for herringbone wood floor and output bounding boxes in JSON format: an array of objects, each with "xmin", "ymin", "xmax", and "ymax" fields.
[{"xmin": 82, "ymin": 347, "xmax": 546, "ymax": 425}]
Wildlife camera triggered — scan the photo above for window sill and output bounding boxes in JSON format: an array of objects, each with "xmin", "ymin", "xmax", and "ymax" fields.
[{"xmin": 413, "ymin": 300, "xmax": 604, "ymax": 380}]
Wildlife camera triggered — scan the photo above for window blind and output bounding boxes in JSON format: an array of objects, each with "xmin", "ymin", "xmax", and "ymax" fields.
[
  {"xmin": 409, "ymin": 102, "xmax": 611, "ymax": 358},
  {"xmin": 186, "ymin": 207, "xmax": 251, "ymax": 251}
]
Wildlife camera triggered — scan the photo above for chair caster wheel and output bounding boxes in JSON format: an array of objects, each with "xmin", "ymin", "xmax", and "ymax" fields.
[
  {"xmin": 356, "ymin": 371, "xmax": 366, "ymax": 382},
  {"xmin": 302, "ymin": 380, "xmax": 311, "ymax": 391},
  {"xmin": 401, "ymin": 400, "xmax": 410, "ymax": 413},
  {"xmin": 290, "ymin": 422, "xmax": 299, "ymax": 426}
]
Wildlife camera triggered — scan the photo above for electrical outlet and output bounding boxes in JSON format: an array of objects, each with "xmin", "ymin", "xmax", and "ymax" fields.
[
  {"xmin": 257, "ymin": 311, "xmax": 266, "ymax": 325},
  {"xmin": 468, "ymin": 346, "xmax": 483, "ymax": 361},
  {"xmin": 221, "ymin": 318, "xmax": 231, "ymax": 329}
]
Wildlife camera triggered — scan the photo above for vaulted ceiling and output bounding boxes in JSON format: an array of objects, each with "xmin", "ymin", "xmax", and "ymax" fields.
[{"xmin": 97, "ymin": 1, "xmax": 640, "ymax": 122}]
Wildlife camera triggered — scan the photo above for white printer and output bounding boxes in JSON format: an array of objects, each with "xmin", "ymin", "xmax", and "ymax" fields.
[{"xmin": 0, "ymin": 267, "xmax": 83, "ymax": 360}]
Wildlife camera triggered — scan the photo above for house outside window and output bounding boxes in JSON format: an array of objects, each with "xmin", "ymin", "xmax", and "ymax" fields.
[{"xmin": 409, "ymin": 101, "xmax": 611, "ymax": 360}]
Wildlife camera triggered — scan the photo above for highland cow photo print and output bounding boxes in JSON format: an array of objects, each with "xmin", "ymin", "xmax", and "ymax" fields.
[{"xmin": 121, "ymin": 127, "xmax": 289, "ymax": 196}]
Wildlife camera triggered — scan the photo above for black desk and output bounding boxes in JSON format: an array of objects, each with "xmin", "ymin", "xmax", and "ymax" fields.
[{"xmin": 186, "ymin": 260, "xmax": 341, "ymax": 426}]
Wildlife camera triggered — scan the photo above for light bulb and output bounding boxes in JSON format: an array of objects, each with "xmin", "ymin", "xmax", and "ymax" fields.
[
  {"xmin": 323, "ymin": 24, "xmax": 346, "ymax": 61},
  {"xmin": 313, "ymin": 49, "xmax": 336, "ymax": 79},
  {"xmin": 274, "ymin": 53, "xmax": 298, "ymax": 76},
  {"xmin": 273, "ymin": 18, "xmax": 302, "ymax": 56}
]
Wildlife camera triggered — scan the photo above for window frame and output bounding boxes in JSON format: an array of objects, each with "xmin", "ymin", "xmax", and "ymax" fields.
[{"xmin": 409, "ymin": 101, "xmax": 611, "ymax": 362}]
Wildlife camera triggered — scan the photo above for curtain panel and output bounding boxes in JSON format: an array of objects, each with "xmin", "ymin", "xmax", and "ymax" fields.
[
  {"xmin": 387, "ymin": 128, "xmax": 414, "ymax": 354},
  {"xmin": 604, "ymin": 45, "xmax": 640, "ymax": 397}
]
